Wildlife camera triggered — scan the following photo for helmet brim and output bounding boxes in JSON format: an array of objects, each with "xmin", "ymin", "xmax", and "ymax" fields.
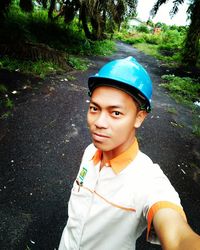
[{"xmin": 88, "ymin": 76, "xmax": 151, "ymax": 112}]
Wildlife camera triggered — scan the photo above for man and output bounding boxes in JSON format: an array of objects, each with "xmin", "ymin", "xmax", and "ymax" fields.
[{"xmin": 59, "ymin": 57, "xmax": 200, "ymax": 249}]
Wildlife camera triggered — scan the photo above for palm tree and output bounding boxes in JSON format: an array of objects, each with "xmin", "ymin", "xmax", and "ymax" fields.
[
  {"xmin": 80, "ymin": 0, "xmax": 137, "ymax": 40},
  {"xmin": 151, "ymin": 0, "xmax": 200, "ymax": 66}
]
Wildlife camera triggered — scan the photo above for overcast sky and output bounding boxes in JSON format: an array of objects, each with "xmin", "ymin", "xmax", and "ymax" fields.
[{"xmin": 137, "ymin": 0, "xmax": 190, "ymax": 26}]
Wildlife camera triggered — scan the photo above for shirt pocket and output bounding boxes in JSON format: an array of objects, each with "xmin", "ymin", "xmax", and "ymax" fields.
[{"xmin": 68, "ymin": 180, "xmax": 92, "ymax": 219}]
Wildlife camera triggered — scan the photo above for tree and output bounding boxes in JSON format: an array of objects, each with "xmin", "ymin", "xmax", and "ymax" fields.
[
  {"xmin": 151, "ymin": 0, "xmax": 200, "ymax": 66},
  {"xmin": 78, "ymin": 0, "xmax": 137, "ymax": 40},
  {"xmin": 182, "ymin": 0, "xmax": 200, "ymax": 66}
]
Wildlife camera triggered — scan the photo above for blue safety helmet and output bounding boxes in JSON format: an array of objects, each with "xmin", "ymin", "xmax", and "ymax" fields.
[{"xmin": 88, "ymin": 56, "xmax": 153, "ymax": 112}]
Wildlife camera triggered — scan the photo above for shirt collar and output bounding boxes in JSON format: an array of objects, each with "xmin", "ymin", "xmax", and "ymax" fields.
[{"xmin": 92, "ymin": 138, "xmax": 139, "ymax": 174}]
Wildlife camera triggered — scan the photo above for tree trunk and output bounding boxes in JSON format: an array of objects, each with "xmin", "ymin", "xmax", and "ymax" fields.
[
  {"xmin": 19, "ymin": 0, "xmax": 33, "ymax": 12},
  {"xmin": 0, "ymin": 0, "xmax": 12, "ymax": 20},
  {"xmin": 182, "ymin": 0, "xmax": 200, "ymax": 66},
  {"xmin": 48, "ymin": 0, "xmax": 56, "ymax": 20},
  {"xmin": 79, "ymin": 3, "xmax": 93, "ymax": 40},
  {"xmin": 91, "ymin": 16, "xmax": 105, "ymax": 40},
  {"xmin": 41, "ymin": 0, "xmax": 48, "ymax": 9}
]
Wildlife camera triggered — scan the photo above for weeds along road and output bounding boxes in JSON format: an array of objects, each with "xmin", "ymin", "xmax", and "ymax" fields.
[{"xmin": 0, "ymin": 41, "xmax": 200, "ymax": 250}]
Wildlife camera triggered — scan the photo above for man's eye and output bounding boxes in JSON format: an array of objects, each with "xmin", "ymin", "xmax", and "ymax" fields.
[
  {"xmin": 90, "ymin": 106, "xmax": 98, "ymax": 112},
  {"xmin": 113, "ymin": 111, "xmax": 121, "ymax": 116}
]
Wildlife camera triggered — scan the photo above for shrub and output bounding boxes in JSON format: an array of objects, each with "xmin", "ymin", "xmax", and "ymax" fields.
[
  {"xmin": 136, "ymin": 25, "xmax": 150, "ymax": 33},
  {"xmin": 143, "ymin": 33, "xmax": 162, "ymax": 45},
  {"xmin": 161, "ymin": 30, "xmax": 184, "ymax": 47}
]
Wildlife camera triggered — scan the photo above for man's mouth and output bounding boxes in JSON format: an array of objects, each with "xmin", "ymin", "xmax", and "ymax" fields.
[{"xmin": 92, "ymin": 132, "xmax": 110, "ymax": 141}]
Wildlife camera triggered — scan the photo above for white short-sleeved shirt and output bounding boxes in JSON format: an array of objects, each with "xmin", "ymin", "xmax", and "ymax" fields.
[{"xmin": 59, "ymin": 139, "xmax": 185, "ymax": 250}]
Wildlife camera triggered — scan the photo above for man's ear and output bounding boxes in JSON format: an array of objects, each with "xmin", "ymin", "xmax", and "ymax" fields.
[{"xmin": 134, "ymin": 110, "xmax": 148, "ymax": 128}]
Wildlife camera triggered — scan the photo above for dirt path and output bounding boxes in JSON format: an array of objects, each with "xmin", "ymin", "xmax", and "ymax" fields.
[{"xmin": 0, "ymin": 42, "xmax": 200, "ymax": 250}]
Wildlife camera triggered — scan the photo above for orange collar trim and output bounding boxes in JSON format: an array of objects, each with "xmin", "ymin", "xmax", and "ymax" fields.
[{"xmin": 92, "ymin": 139, "xmax": 139, "ymax": 174}]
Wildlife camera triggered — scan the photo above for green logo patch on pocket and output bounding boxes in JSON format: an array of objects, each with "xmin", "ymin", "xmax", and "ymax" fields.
[{"xmin": 79, "ymin": 167, "xmax": 87, "ymax": 182}]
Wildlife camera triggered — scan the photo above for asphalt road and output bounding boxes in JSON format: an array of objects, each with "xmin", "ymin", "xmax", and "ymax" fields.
[{"xmin": 0, "ymin": 42, "xmax": 200, "ymax": 250}]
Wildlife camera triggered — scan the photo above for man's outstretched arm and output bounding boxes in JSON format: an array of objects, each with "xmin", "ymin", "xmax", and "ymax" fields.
[{"xmin": 153, "ymin": 208, "xmax": 200, "ymax": 250}]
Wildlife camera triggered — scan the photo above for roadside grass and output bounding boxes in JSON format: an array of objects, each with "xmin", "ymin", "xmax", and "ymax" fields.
[
  {"xmin": 68, "ymin": 56, "xmax": 89, "ymax": 71},
  {"xmin": 0, "ymin": 57, "xmax": 63, "ymax": 78},
  {"xmin": 0, "ymin": 5, "xmax": 116, "ymax": 77},
  {"xmin": 166, "ymin": 107, "xmax": 178, "ymax": 115},
  {"xmin": 160, "ymin": 75, "xmax": 200, "ymax": 106},
  {"xmin": 160, "ymin": 75, "xmax": 200, "ymax": 136},
  {"xmin": 0, "ymin": 6, "xmax": 115, "ymax": 117},
  {"xmin": 133, "ymin": 43, "xmax": 181, "ymax": 66}
]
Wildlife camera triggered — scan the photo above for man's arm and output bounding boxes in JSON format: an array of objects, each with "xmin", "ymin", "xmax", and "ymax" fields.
[{"xmin": 153, "ymin": 208, "xmax": 200, "ymax": 250}]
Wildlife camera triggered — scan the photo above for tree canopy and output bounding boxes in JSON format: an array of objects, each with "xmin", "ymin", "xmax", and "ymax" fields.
[{"xmin": 1, "ymin": 0, "xmax": 137, "ymax": 40}]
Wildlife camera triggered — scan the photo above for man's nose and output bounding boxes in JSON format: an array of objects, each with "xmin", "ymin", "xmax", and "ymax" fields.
[{"xmin": 94, "ymin": 112, "xmax": 109, "ymax": 129}]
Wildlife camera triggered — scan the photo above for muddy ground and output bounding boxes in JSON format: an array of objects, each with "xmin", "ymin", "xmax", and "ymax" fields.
[{"xmin": 0, "ymin": 42, "xmax": 200, "ymax": 250}]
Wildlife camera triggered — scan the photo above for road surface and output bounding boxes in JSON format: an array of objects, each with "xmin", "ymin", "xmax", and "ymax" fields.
[{"xmin": 0, "ymin": 41, "xmax": 200, "ymax": 250}]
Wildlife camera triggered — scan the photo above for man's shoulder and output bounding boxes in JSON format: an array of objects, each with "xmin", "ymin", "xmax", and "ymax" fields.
[
  {"xmin": 136, "ymin": 150, "xmax": 153, "ymax": 166},
  {"xmin": 135, "ymin": 151, "xmax": 163, "ymax": 175},
  {"xmin": 82, "ymin": 143, "xmax": 97, "ymax": 161}
]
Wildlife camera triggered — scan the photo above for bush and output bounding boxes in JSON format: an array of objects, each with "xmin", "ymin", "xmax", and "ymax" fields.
[
  {"xmin": 143, "ymin": 33, "xmax": 162, "ymax": 45},
  {"xmin": 161, "ymin": 30, "xmax": 184, "ymax": 46},
  {"xmin": 136, "ymin": 25, "xmax": 150, "ymax": 33}
]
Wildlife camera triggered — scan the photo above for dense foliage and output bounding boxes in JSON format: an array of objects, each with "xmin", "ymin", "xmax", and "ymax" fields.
[{"xmin": 151, "ymin": 0, "xmax": 200, "ymax": 66}]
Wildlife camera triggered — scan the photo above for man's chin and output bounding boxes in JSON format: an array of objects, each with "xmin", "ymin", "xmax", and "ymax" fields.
[{"xmin": 93, "ymin": 140, "xmax": 111, "ymax": 151}]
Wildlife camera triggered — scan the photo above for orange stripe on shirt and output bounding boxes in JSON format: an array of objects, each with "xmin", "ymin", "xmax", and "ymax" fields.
[
  {"xmin": 76, "ymin": 180, "xmax": 136, "ymax": 212},
  {"xmin": 146, "ymin": 201, "xmax": 187, "ymax": 240}
]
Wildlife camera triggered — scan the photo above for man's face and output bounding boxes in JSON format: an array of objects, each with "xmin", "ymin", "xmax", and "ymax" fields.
[{"xmin": 87, "ymin": 86, "xmax": 147, "ymax": 158}]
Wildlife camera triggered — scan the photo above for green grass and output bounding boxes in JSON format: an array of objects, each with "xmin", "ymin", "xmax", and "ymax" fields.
[
  {"xmin": 160, "ymin": 75, "xmax": 200, "ymax": 106},
  {"xmin": 0, "ymin": 57, "xmax": 63, "ymax": 78},
  {"xmin": 160, "ymin": 74, "xmax": 200, "ymax": 136},
  {"xmin": 133, "ymin": 43, "xmax": 181, "ymax": 66},
  {"xmin": 166, "ymin": 107, "xmax": 178, "ymax": 115},
  {"xmin": 89, "ymin": 40, "xmax": 116, "ymax": 56},
  {"xmin": 68, "ymin": 56, "xmax": 89, "ymax": 71}
]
